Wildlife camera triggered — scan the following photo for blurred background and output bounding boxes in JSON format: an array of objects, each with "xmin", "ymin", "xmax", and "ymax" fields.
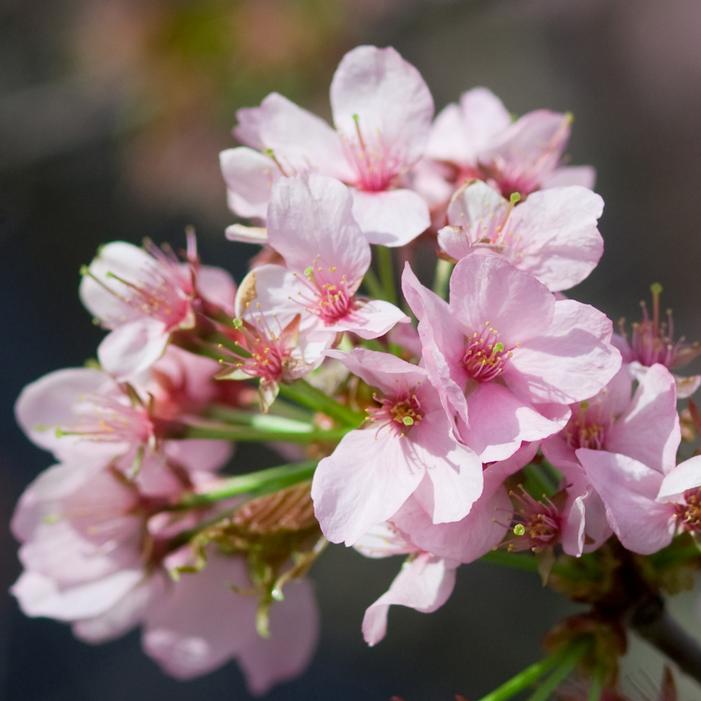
[{"xmin": 2, "ymin": 0, "xmax": 701, "ymax": 698}]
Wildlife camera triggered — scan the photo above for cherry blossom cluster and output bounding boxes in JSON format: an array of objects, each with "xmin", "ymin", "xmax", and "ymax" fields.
[{"xmin": 13, "ymin": 45, "xmax": 701, "ymax": 698}]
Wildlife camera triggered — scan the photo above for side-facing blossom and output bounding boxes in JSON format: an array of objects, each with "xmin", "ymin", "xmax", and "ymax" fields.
[
  {"xmin": 15, "ymin": 349, "xmax": 233, "ymax": 473},
  {"xmin": 235, "ymin": 174, "xmax": 408, "ymax": 347},
  {"xmin": 617, "ymin": 284, "xmax": 701, "ymax": 398},
  {"xmin": 311, "ymin": 348, "xmax": 483, "ymax": 546},
  {"xmin": 79, "ymin": 236, "xmax": 236, "ymax": 380},
  {"xmin": 578, "ymin": 451, "xmax": 701, "ymax": 555},
  {"xmin": 437, "ymin": 180, "xmax": 604, "ymax": 292},
  {"xmin": 402, "ymin": 255, "xmax": 621, "ymax": 463},
  {"xmin": 542, "ymin": 364, "xmax": 680, "ymax": 555},
  {"xmin": 220, "ymin": 45, "xmax": 433, "ymax": 246},
  {"xmin": 143, "ymin": 550, "xmax": 318, "ymax": 695},
  {"xmin": 358, "ymin": 443, "xmax": 536, "ymax": 645},
  {"xmin": 425, "ymin": 87, "xmax": 595, "ymax": 199}
]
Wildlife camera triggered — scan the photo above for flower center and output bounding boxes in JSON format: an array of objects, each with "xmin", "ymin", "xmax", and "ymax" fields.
[
  {"xmin": 342, "ymin": 114, "xmax": 401, "ymax": 192},
  {"xmin": 367, "ymin": 391, "xmax": 424, "ymax": 435},
  {"xmin": 675, "ymin": 488, "xmax": 701, "ymax": 535},
  {"xmin": 507, "ymin": 487, "xmax": 562, "ymax": 553},
  {"xmin": 563, "ymin": 401, "xmax": 609, "ymax": 451},
  {"xmin": 298, "ymin": 262, "xmax": 355, "ymax": 325},
  {"xmin": 463, "ymin": 323, "xmax": 510, "ymax": 382}
]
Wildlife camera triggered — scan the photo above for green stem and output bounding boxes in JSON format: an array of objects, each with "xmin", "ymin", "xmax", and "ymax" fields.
[
  {"xmin": 481, "ymin": 550, "xmax": 539, "ymax": 573},
  {"xmin": 432, "ymin": 258, "xmax": 453, "ymax": 300},
  {"xmin": 587, "ymin": 668, "xmax": 605, "ymax": 701},
  {"xmin": 376, "ymin": 245, "xmax": 397, "ymax": 305},
  {"xmin": 204, "ymin": 405, "xmax": 315, "ymax": 433},
  {"xmin": 278, "ymin": 380, "xmax": 364, "ymax": 427},
  {"xmin": 525, "ymin": 640, "xmax": 590, "ymax": 701},
  {"xmin": 174, "ymin": 460, "xmax": 317, "ymax": 509},
  {"xmin": 523, "ymin": 464, "xmax": 558, "ymax": 499},
  {"xmin": 363, "ymin": 268, "xmax": 385, "ymax": 299},
  {"xmin": 474, "ymin": 647, "xmax": 570, "ymax": 701},
  {"xmin": 177, "ymin": 422, "xmax": 350, "ymax": 444}
]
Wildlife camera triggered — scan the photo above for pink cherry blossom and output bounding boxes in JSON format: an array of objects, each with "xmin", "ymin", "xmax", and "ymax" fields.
[
  {"xmin": 143, "ymin": 550, "xmax": 318, "ymax": 695},
  {"xmin": 426, "ymin": 87, "xmax": 595, "ymax": 199},
  {"xmin": 617, "ymin": 284, "xmax": 701, "ymax": 398},
  {"xmin": 437, "ymin": 180, "xmax": 604, "ymax": 292},
  {"xmin": 220, "ymin": 45, "xmax": 433, "ymax": 246},
  {"xmin": 577, "ymin": 451, "xmax": 701, "ymax": 555},
  {"xmin": 542, "ymin": 364, "xmax": 679, "ymax": 555},
  {"xmin": 10, "ymin": 458, "xmax": 178, "ymax": 640},
  {"xmin": 79, "ymin": 235, "xmax": 236, "ymax": 380},
  {"xmin": 311, "ymin": 348, "xmax": 483, "ymax": 546},
  {"xmin": 402, "ymin": 255, "xmax": 621, "ymax": 463},
  {"xmin": 15, "ymin": 353, "xmax": 233, "ymax": 472},
  {"xmin": 235, "ymin": 174, "xmax": 408, "ymax": 345}
]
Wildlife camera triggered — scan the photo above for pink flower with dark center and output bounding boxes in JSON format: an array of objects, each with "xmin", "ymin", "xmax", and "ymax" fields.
[
  {"xmin": 578, "ymin": 451, "xmax": 701, "ymax": 555},
  {"xmin": 425, "ymin": 88, "xmax": 595, "ymax": 201},
  {"xmin": 80, "ymin": 235, "xmax": 236, "ymax": 380},
  {"xmin": 236, "ymin": 174, "xmax": 408, "ymax": 345},
  {"xmin": 506, "ymin": 487, "xmax": 563, "ymax": 554},
  {"xmin": 220, "ymin": 45, "xmax": 434, "ymax": 247},
  {"xmin": 402, "ymin": 255, "xmax": 621, "ymax": 464},
  {"xmin": 437, "ymin": 180, "xmax": 604, "ymax": 292},
  {"xmin": 311, "ymin": 348, "xmax": 483, "ymax": 546},
  {"xmin": 617, "ymin": 284, "xmax": 701, "ymax": 398}
]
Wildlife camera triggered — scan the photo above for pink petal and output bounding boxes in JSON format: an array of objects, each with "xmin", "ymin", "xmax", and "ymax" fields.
[
  {"xmin": 658, "ymin": 456, "xmax": 701, "ymax": 501},
  {"xmin": 330, "ymin": 46, "xmax": 433, "ymax": 167},
  {"xmin": 410, "ymin": 409, "xmax": 484, "ymax": 522},
  {"xmin": 164, "ymin": 440, "xmax": 234, "ymax": 473},
  {"xmin": 12, "ymin": 568, "xmax": 144, "ymax": 621},
  {"xmin": 98, "ymin": 318, "xmax": 170, "ymax": 381},
  {"xmin": 234, "ymin": 92, "xmax": 350, "ymax": 180},
  {"xmin": 426, "ymin": 87, "xmax": 511, "ymax": 165},
  {"xmin": 312, "ymin": 429, "xmax": 424, "ymax": 546},
  {"xmin": 392, "ymin": 470, "xmax": 512, "ymax": 563},
  {"xmin": 351, "ymin": 189, "xmax": 430, "ymax": 246},
  {"xmin": 507, "ymin": 299, "xmax": 620, "ymax": 405},
  {"xmin": 438, "ymin": 181, "xmax": 510, "ymax": 261},
  {"xmin": 606, "ymin": 364, "xmax": 680, "ymax": 473},
  {"xmin": 336, "ymin": 298, "xmax": 409, "ymax": 340},
  {"xmin": 238, "ymin": 580, "xmax": 319, "ymax": 695},
  {"xmin": 219, "ymin": 147, "xmax": 278, "ymax": 220},
  {"xmin": 196, "ymin": 265, "xmax": 237, "ymax": 316},
  {"xmin": 450, "ymin": 254, "xmax": 555, "ymax": 344},
  {"xmin": 362, "ymin": 554, "xmax": 455, "ymax": 646},
  {"xmin": 143, "ymin": 554, "xmax": 255, "ymax": 680},
  {"xmin": 576, "ymin": 450, "xmax": 674, "ymax": 555},
  {"xmin": 325, "ymin": 348, "xmax": 427, "ymax": 396},
  {"xmin": 73, "ymin": 575, "xmax": 165, "ymax": 644},
  {"xmin": 267, "ymin": 174, "xmax": 370, "ymax": 287},
  {"xmin": 78, "ymin": 242, "xmax": 153, "ymax": 328},
  {"xmin": 510, "ymin": 186, "xmax": 604, "ymax": 292},
  {"xmin": 460, "ymin": 383, "xmax": 567, "ymax": 463},
  {"xmin": 401, "ymin": 263, "xmax": 468, "ymax": 425},
  {"xmin": 15, "ymin": 368, "xmax": 122, "ymax": 462}
]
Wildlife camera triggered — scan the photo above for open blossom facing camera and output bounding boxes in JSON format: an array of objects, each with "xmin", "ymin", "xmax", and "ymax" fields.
[
  {"xmin": 221, "ymin": 45, "xmax": 433, "ymax": 246},
  {"xmin": 13, "ymin": 42, "xmax": 701, "ymax": 701}
]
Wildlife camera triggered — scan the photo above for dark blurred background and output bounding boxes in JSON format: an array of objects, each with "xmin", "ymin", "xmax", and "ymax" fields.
[{"xmin": 2, "ymin": 1, "xmax": 701, "ymax": 699}]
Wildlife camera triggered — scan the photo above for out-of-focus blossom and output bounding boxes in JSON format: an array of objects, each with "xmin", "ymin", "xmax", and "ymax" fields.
[
  {"xmin": 221, "ymin": 45, "xmax": 433, "ymax": 246},
  {"xmin": 425, "ymin": 87, "xmax": 594, "ymax": 203},
  {"xmin": 617, "ymin": 284, "xmax": 701, "ymax": 398}
]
